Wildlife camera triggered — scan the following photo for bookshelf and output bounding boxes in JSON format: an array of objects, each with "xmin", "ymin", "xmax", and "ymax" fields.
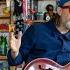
[
  {"xmin": 0, "ymin": 0, "xmax": 15, "ymax": 70},
  {"xmin": 0, "ymin": 0, "xmax": 10, "ymax": 55}
]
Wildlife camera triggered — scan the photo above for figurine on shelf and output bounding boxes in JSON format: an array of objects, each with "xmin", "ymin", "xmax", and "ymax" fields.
[{"xmin": 0, "ymin": 34, "xmax": 8, "ymax": 56}]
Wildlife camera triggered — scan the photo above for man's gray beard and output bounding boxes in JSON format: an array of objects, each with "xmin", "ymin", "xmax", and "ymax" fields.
[{"xmin": 64, "ymin": 21, "xmax": 70, "ymax": 30}]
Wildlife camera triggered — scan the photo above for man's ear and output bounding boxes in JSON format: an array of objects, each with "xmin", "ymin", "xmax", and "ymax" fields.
[{"xmin": 57, "ymin": 7, "xmax": 62, "ymax": 16}]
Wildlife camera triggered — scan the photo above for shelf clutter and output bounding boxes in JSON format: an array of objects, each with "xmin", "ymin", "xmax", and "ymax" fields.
[
  {"xmin": 0, "ymin": 0, "xmax": 16, "ymax": 70},
  {"xmin": 0, "ymin": 0, "xmax": 10, "ymax": 57}
]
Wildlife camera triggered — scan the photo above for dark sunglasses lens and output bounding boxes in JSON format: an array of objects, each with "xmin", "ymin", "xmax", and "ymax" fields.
[
  {"xmin": 61, "ymin": 6, "xmax": 70, "ymax": 13},
  {"xmin": 61, "ymin": 6, "xmax": 70, "ymax": 9}
]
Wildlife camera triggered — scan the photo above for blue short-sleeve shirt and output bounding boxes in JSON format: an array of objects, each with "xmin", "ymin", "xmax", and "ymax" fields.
[{"xmin": 7, "ymin": 21, "xmax": 70, "ymax": 66}]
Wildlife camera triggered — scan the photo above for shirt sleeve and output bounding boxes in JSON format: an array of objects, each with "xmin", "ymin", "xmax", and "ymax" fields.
[
  {"xmin": 57, "ymin": 52, "xmax": 70, "ymax": 65},
  {"xmin": 7, "ymin": 25, "xmax": 36, "ymax": 66}
]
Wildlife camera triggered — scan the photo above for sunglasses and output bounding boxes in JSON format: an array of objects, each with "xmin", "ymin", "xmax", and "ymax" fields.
[{"xmin": 60, "ymin": 6, "xmax": 70, "ymax": 12}]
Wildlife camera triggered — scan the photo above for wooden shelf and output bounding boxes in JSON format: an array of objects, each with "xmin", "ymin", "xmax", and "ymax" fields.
[
  {"xmin": 0, "ymin": 56, "xmax": 7, "ymax": 60},
  {"xmin": 0, "ymin": 2, "xmax": 6, "ymax": 4},
  {"xmin": 0, "ymin": 16, "xmax": 10, "ymax": 19}
]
